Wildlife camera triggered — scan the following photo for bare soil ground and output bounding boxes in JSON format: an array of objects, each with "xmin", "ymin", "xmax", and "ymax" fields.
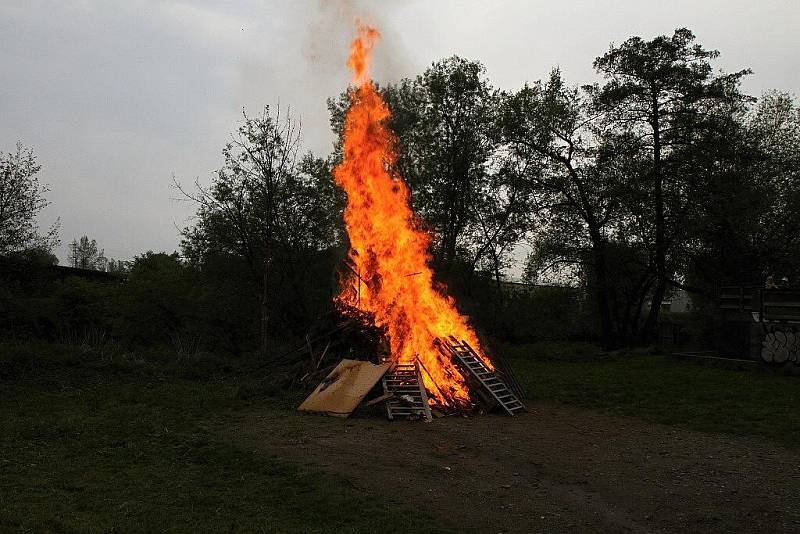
[{"xmin": 230, "ymin": 403, "xmax": 800, "ymax": 533}]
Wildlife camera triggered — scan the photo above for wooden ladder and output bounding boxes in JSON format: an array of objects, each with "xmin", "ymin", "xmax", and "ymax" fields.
[
  {"xmin": 443, "ymin": 338, "xmax": 526, "ymax": 416},
  {"xmin": 381, "ymin": 361, "xmax": 433, "ymax": 422}
]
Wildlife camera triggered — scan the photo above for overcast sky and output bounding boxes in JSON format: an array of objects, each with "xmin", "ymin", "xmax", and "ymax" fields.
[{"xmin": 2, "ymin": 0, "xmax": 798, "ymax": 265}]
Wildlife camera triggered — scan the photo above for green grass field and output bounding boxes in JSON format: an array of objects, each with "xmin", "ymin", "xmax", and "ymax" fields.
[
  {"xmin": 1, "ymin": 340, "xmax": 798, "ymax": 531},
  {"xmin": 505, "ymin": 342, "xmax": 800, "ymax": 447},
  {"xmin": 0, "ymin": 343, "xmax": 445, "ymax": 533}
]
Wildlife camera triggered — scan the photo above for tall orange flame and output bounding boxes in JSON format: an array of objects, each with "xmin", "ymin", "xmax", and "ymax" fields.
[{"xmin": 334, "ymin": 23, "xmax": 492, "ymax": 407}]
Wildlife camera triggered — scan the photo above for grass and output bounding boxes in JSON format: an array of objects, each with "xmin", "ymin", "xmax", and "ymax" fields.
[
  {"xmin": 505, "ymin": 341, "xmax": 800, "ymax": 447},
  {"xmin": 4, "ymin": 339, "xmax": 799, "ymax": 531},
  {"xmin": 0, "ymin": 342, "xmax": 450, "ymax": 533}
]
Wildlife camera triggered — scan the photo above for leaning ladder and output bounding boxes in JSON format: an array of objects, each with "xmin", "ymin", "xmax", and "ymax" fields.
[
  {"xmin": 443, "ymin": 338, "xmax": 526, "ymax": 416},
  {"xmin": 381, "ymin": 361, "xmax": 433, "ymax": 422}
]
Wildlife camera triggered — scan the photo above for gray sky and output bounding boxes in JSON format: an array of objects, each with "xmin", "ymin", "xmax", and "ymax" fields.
[{"xmin": 2, "ymin": 0, "xmax": 798, "ymax": 265}]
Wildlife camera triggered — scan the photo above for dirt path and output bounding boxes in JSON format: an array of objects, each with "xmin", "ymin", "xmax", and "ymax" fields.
[{"xmin": 228, "ymin": 403, "xmax": 800, "ymax": 533}]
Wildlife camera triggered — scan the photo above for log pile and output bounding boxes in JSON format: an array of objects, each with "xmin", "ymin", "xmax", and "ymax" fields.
[
  {"xmin": 761, "ymin": 329, "xmax": 800, "ymax": 363},
  {"xmin": 276, "ymin": 304, "xmax": 527, "ymax": 421},
  {"xmin": 273, "ymin": 304, "xmax": 389, "ymax": 389}
]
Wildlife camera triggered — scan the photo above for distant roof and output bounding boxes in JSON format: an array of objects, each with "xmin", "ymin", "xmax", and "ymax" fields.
[{"xmin": 0, "ymin": 256, "xmax": 117, "ymax": 282}]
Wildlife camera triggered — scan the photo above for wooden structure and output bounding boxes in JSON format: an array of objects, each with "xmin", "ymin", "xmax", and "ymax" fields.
[
  {"xmin": 719, "ymin": 286, "xmax": 800, "ymax": 363},
  {"xmin": 381, "ymin": 361, "xmax": 432, "ymax": 422},
  {"xmin": 298, "ymin": 359, "xmax": 391, "ymax": 417},
  {"xmin": 720, "ymin": 286, "xmax": 800, "ymax": 321},
  {"xmin": 440, "ymin": 338, "xmax": 526, "ymax": 416}
]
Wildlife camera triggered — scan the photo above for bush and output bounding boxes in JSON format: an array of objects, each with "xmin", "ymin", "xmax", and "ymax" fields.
[{"xmin": 458, "ymin": 281, "xmax": 598, "ymax": 343}]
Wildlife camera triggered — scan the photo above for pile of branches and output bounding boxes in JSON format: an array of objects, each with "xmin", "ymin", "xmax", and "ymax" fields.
[{"xmin": 269, "ymin": 304, "xmax": 388, "ymax": 390}]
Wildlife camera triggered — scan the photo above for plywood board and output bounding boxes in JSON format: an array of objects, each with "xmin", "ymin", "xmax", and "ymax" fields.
[{"xmin": 298, "ymin": 359, "xmax": 391, "ymax": 417}]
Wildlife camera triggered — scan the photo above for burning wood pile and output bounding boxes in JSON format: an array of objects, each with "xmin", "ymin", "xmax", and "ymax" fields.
[
  {"xmin": 296, "ymin": 305, "xmax": 525, "ymax": 421},
  {"xmin": 297, "ymin": 23, "xmax": 525, "ymax": 421}
]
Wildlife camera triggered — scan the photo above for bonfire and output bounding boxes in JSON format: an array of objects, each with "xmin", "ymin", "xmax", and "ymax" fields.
[{"xmin": 299, "ymin": 23, "xmax": 524, "ymax": 421}]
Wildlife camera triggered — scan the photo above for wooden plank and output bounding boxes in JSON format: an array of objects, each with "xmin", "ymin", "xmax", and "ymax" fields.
[
  {"xmin": 415, "ymin": 363, "xmax": 433, "ymax": 422},
  {"xmin": 298, "ymin": 360, "xmax": 391, "ymax": 417},
  {"xmin": 365, "ymin": 392, "xmax": 394, "ymax": 406}
]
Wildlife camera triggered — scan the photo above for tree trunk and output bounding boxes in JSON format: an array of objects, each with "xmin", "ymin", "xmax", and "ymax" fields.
[
  {"xmin": 631, "ymin": 277, "xmax": 654, "ymax": 343},
  {"xmin": 642, "ymin": 278, "xmax": 667, "ymax": 344},
  {"xmin": 590, "ymin": 228, "xmax": 616, "ymax": 350},
  {"xmin": 641, "ymin": 93, "xmax": 666, "ymax": 343},
  {"xmin": 491, "ymin": 247, "xmax": 503, "ymax": 293},
  {"xmin": 259, "ymin": 254, "xmax": 271, "ymax": 358}
]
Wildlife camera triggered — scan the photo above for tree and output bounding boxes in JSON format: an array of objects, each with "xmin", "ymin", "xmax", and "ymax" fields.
[
  {"xmin": 105, "ymin": 258, "xmax": 130, "ymax": 274},
  {"xmin": 68, "ymin": 235, "xmax": 108, "ymax": 270},
  {"xmin": 0, "ymin": 142, "xmax": 59, "ymax": 255},
  {"xmin": 178, "ymin": 107, "xmax": 344, "ymax": 356},
  {"xmin": 504, "ymin": 69, "xmax": 622, "ymax": 348},
  {"xmin": 465, "ymin": 159, "xmax": 530, "ymax": 291},
  {"xmin": 683, "ymin": 91, "xmax": 800, "ymax": 289},
  {"xmin": 588, "ymin": 28, "xmax": 751, "ymax": 342},
  {"xmin": 3, "ymin": 246, "xmax": 58, "ymax": 265},
  {"xmin": 745, "ymin": 91, "xmax": 800, "ymax": 282},
  {"xmin": 113, "ymin": 251, "xmax": 199, "ymax": 347},
  {"xmin": 391, "ymin": 57, "xmax": 503, "ymax": 271}
]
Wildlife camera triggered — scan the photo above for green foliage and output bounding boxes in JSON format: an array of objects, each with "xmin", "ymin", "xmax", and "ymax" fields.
[
  {"xmin": 179, "ymin": 108, "xmax": 343, "ymax": 269},
  {"xmin": 178, "ymin": 108, "xmax": 345, "ymax": 351},
  {"xmin": 67, "ymin": 234, "xmax": 108, "ymax": 270},
  {"xmin": 0, "ymin": 293, "xmax": 55, "ymax": 341},
  {"xmin": 0, "ymin": 142, "xmax": 59, "ymax": 255},
  {"xmin": 590, "ymin": 28, "xmax": 752, "ymax": 339},
  {"xmin": 454, "ymin": 280, "xmax": 596, "ymax": 343},
  {"xmin": 504, "ymin": 68, "xmax": 625, "ymax": 347},
  {"xmin": 504, "ymin": 29, "xmax": 754, "ymax": 347},
  {"xmin": 53, "ymin": 276, "xmax": 112, "ymax": 341},
  {"xmin": 388, "ymin": 58, "xmax": 501, "ymax": 266},
  {"xmin": 684, "ymin": 90, "xmax": 800, "ymax": 287},
  {"xmin": 499, "ymin": 286, "xmax": 596, "ymax": 342},
  {"xmin": 113, "ymin": 252, "xmax": 200, "ymax": 346},
  {"xmin": 8, "ymin": 28, "xmax": 800, "ymax": 354},
  {"xmin": 389, "ymin": 58, "xmax": 528, "ymax": 277},
  {"xmin": 3, "ymin": 246, "xmax": 58, "ymax": 265}
]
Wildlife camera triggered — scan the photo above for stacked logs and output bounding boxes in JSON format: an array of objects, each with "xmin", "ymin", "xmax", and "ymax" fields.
[{"xmin": 761, "ymin": 329, "xmax": 800, "ymax": 363}]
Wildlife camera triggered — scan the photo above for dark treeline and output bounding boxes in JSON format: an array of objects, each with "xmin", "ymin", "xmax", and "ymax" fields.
[{"xmin": 2, "ymin": 28, "xmax": 799, "ymax": 353}]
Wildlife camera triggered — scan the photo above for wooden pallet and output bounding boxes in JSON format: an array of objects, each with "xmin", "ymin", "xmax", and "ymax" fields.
[
  {"xmin": 441, "ymin": 338, "xmax": 525, "ymax": 416},
  {"xmin": 381, "ymin": 361, "xmax": 432, "ymax": 422}
]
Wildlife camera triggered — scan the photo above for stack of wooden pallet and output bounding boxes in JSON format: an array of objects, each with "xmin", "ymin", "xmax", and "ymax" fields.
[{"xmin": 298, "ymin": 337, "xmax": 526, "ymax": 420}]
